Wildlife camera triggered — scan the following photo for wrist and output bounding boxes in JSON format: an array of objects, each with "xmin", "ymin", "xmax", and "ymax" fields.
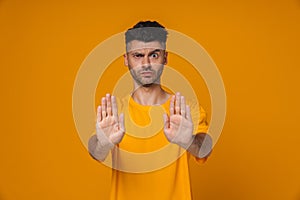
[
  {"xmin": 178, "ymin": 134, "xmax": 195, "ymax": 150},
  {"xmin": 96, "ymin": 137, "xmax": 114, "ymax": 150}
]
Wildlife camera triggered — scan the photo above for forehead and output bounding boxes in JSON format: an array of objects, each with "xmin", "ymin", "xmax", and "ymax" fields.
[{"xmin": 126, "ymin": 40, "xmax": 164, "ymax": 52}]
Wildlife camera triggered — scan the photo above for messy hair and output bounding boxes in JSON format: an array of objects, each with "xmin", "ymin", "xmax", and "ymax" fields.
[{"xmin": 125, "ymin": 21, "xmax": 168, "ymax": 51}]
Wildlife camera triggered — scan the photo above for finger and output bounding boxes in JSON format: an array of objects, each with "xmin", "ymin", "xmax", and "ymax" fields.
[
  {"xmin": 106, "ymin": 93, "xmax": 112, "ymax": 116},
  {"xmin": 101, "ymin": 97, "xmax": 107, "ymax": 119},
  {"xmin": 180, "ymin": 96, "xmax": 186, "ymax": 117},
  {"xmin": 112, "ymin": 95, "xmax": 118, "ymax": 118},
  {"xmin": 119, "ymin": 113, "xmax": 125, "ymax": 132},
  {"xmin": 163, "ymin": 113, "xmax": 170, "ymax": 131},
  {"xmin": 97, "ymin": 105, "xmax": 102, "ymax": 122},
  {"xmin": 169, "ymin": 95, "xmax": 175, "ymax": 116},
  {"xmin": 186, "ymin": 105, "xmax": 192, "ymax": 121},
  {"xmin": 175, "ymin": 92, "xmax": 181, "ymax": 114}
]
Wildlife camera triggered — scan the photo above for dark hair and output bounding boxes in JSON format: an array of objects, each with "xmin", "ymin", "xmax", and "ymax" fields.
[{"xmin": 125, "ymin": 21, "xmax": 168, "ymax": 49}]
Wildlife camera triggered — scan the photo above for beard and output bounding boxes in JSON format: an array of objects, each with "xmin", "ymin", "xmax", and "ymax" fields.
[{"xmin": 129, "ymin": 64, "xmax": 164, "ymax": 87}]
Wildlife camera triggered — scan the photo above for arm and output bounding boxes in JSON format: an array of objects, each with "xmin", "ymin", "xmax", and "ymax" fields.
[
  {"xmin": 163, "ymin": 92, "xmax": 212, "ymax": 159},
  {"xmin": 187, "ymin": 133, "xmax": 212, "ymax": 159},
  {"xmin": 88, "ymin": 134, "xmax": 113, "ymax": 162},
  {"xmin": 88, "ymin": 94, "xmax": 125, "ymax": 162}
]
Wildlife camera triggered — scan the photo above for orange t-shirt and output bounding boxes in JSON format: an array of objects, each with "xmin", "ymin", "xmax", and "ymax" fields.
[{"xmin": 106, "ymin": 95, "xmax": 208, "ymax": 200}]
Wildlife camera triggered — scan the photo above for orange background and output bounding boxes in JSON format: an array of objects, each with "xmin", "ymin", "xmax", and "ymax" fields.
[{"xmin": 1, "ymin": 0, "xmax": 300, "ymax": 199}]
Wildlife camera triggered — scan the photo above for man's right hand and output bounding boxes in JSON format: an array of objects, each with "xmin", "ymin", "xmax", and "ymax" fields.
[
  {"xmin": 96, "ymin": 93, "xmax": 125, "ymax": 149},
  {"xmin": 88, "ymin": 93, "xmax": 125, "ymax": 161}
]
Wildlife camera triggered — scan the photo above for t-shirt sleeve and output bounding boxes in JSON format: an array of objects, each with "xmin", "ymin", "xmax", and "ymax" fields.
[
  {"xmin": 188, "ymin": 99, "xmax": 210, "ymax": 164},
  {"xmin": 188, "ymin": 99, "xmax": 209, "ymax": 134}
]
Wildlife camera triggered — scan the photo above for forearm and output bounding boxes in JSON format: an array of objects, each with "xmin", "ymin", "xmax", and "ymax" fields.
[
  {"xmin": 187, "ymin": 133, "xmax": 213, "ymax": 159},
  {"xmin": 88, "ymin": 135, "xmax": 113, "ymax": 162}
]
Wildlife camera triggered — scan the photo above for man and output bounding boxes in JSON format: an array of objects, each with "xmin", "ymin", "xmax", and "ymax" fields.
[{"xmin": 88, "ymin": 21, "xmax": 212, "ymax": 200}]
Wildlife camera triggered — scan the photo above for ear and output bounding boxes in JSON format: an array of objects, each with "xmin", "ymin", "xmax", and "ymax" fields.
[
  {"xmin": 163, "ymin": 51, "xmax": 168, "ymax": 65},
  {"xmin": 124, "ymin": 53, "xmax": 128, "ymax": 66}
]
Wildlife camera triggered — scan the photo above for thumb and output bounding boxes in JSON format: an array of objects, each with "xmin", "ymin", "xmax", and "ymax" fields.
[{"xmin": 119, "ymin": 113, "xmax": 125, "ymax": 132}]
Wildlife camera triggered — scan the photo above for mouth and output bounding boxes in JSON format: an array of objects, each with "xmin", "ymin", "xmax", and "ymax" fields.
[{"xmin": 140, "ymin": 71, "xmax": 153, "ymax": 76}]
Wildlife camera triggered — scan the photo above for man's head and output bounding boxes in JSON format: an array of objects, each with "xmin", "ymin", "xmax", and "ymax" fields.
[{"xmin": 124, "ymin": 21, "xmax": 168, "ymax": 87}]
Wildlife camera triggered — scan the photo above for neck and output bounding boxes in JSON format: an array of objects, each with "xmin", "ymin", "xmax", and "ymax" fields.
[{"xmin": 131, "ymin": 84, "xmax": 170, "ymax": 106}]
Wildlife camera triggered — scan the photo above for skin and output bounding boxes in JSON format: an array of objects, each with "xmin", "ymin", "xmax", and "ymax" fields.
[{"xmin": 88, "ymin": 40, "xmax": 212, "ymax": 162}]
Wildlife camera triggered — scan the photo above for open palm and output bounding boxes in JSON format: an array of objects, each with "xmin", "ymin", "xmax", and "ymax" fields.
[
  {"xmin": 96, "ymin": 94, "xmax": 125, "ymax": 148},
  {"xmin": 163, "ymin": 93, "xmax": 194, "ymax": 149}
]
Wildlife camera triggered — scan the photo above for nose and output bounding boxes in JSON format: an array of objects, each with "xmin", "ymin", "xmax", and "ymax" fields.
[{"xmin": 142, "ymin": 56, "xmax": 151, "ymax": 67}]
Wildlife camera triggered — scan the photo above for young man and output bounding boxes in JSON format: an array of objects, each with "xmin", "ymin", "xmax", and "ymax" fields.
[{"xmin": 88, "ymin": 21, "xmax": 212, "ymax": 200}]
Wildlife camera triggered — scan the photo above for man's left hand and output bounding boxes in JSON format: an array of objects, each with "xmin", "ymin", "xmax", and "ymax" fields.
[{"xmin": 163, "ymin": 92, "xmax": 194, "ymax": 149}]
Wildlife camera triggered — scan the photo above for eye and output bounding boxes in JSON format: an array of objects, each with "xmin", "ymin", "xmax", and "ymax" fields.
[
  {"xmin": 150, "ymin": 53, "xmax": 159, "ymax": 58},
  {"xmin": 134, "ymin": 54, "xmax": 144, "ymax": 58}
]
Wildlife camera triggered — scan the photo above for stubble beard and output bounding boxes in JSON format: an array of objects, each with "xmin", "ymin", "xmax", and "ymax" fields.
[{"xmin": 130, "ymin": 65, "xmax": 164, "ymax": 87}]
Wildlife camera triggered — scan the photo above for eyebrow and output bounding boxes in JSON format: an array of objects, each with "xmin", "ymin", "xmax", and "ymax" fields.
[
  {"xmin": 130, "ymin": 49, "xmax": 163, "ymax": 56},
  {"xmin": 149, "ymin": 49, "xmax": 162, "ymax": 54}
]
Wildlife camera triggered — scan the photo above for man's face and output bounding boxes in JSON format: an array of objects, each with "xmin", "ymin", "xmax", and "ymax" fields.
[{"xmin": 124, "ymin": 40, "xmax": 168, "ymax": 87}]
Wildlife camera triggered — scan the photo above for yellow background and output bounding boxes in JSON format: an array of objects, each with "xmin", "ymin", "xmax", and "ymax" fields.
[{"xmin": 1, "ymin": 0, "xmax": 300, "ymax": 199}]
